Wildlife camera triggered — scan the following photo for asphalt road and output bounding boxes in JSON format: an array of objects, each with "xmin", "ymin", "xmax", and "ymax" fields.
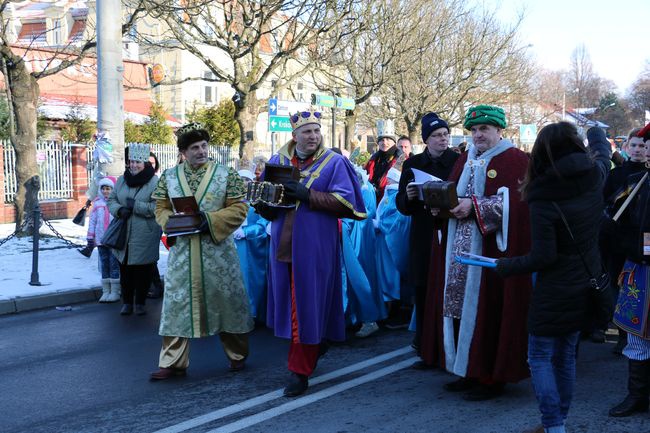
[{"xmin": 2, "ymin": 300, "xmax": 650, "ymax": 433}]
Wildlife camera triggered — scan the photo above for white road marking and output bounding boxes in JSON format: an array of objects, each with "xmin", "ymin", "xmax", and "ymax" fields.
[
  {"xmin": 206, "ymin": 357, "xmax": 419, "ymax": 433},
  {"xmin": 154, "ymin": 346, "xmax": 413, "ymax": 433}
]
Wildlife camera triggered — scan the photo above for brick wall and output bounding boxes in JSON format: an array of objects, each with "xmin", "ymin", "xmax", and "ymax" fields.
[{"xmin": 0, "ymin": 145, "xmax": 90, "ymax": 224}]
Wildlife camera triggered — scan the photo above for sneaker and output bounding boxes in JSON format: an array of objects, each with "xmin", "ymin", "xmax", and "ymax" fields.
[
  {"xmin": 355, "ymin": 322, "xmax": 379, "ymax": 338},
  {"xmin": 135, "ymin": 304, "xmax": 146, "ymax": 316},
  {"xmin": 383, "ymin": 317, "xmax": 409, "ymax": 330},
  {"xmin": 120, "ymin": 304, "xmax": 133, "ymax": 315}
]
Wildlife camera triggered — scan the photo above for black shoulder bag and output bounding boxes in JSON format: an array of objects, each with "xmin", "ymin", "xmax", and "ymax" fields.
[{"xmin": 552, "ymin": 202, "xmax": 614, "ymax": 329}]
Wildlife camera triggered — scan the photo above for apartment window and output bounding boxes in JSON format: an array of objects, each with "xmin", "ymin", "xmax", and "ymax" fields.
[
  {"xmin": 203, "ymin": 71, "xmax": 216, "ymax": 104},
  {"xmin": 52, "ymin": 19, "xmax": 63, "ymax": 45}
]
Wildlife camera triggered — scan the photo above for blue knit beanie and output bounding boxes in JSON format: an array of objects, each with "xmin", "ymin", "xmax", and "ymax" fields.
[{"xmin": 421, "ymin": 112, "xmax": 449, "ymax": 142}]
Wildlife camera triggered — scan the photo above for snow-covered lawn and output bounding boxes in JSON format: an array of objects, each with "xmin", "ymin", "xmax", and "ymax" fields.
[{"xmin": 0, "ymin": 218, "xmax": 168, "ymax": 301}]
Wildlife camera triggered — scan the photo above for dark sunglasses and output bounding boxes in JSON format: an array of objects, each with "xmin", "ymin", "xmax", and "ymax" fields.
[{"xmin": 291, "ymin": 111, "xmax": 321, "ymax": 123}]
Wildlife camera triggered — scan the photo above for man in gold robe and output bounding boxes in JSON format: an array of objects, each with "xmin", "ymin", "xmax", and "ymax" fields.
[{"xmin": 149, "ymin": 123, "xmax": 253, "ymax": 380}]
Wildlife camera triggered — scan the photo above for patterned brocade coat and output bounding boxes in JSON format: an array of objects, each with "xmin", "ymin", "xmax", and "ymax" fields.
[{"xmin": 152, "ymin": 161, "xmax": 254, "ymax": 338}]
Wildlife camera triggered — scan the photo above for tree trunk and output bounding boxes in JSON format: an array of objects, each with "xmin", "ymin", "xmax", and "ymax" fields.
[
  {"xmin": 345, "ymin": 109, "xmax": 357, "ymax": 152},
  {"xmin": 8, "ymin": 61, "xmax": 40, "ymax": 234},
  {"xmin": 234, "ymin": 94, "xmax": 261, "ymax": 160}
]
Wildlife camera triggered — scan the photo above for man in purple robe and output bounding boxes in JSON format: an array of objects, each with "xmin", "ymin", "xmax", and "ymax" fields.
[{"xmin": 254, "ymin": 108, "xmax": 366, "ymax": 397}]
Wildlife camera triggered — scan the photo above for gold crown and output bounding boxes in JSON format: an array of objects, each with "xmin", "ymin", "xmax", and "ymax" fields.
[
  {"xmin": 175, "ymin": 122, "xmax": 205, "ymax": 137},
  {"xmin": 289, "ymin": 108, "xmax": 322, "ymax": 130}
]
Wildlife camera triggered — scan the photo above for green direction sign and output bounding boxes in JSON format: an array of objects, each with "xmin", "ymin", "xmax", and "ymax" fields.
[
  {"xmin": 269, "ymin": 115, "xmax": 292, "ymax": 132},
  {"xmin": 311, "ymin": 93, "xmax": 335, "ymax": 108},
  {"xmin": 336, "ymin": 97, "xmax": 355, "ymax": 110}
]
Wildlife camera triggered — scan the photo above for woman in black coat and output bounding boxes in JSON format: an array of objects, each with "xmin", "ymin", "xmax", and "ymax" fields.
[{"xmin": 495, "ymin": 123, "xmax": 610, "ymax": 433}]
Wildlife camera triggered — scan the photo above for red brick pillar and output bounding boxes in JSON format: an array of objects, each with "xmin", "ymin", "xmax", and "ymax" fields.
[
  {"xmin": 0, "ymin": 142, "xmax": 10, "ymax": 223},
  {"xmin": 71, "ymin": 145, "xmax": 88, "ymax": 203}
]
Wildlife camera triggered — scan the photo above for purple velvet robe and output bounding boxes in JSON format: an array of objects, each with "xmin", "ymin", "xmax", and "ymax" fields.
[{"xmin": 266, "ymin": 143, "xmax": 366, "ymax": 344}]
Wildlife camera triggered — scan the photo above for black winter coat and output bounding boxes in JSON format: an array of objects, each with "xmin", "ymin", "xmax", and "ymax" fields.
[
  {"xmin": 496, "ymin": 130, "xmax": 610, "ymax": 336},
  {"xmin": 396, "ymin": 148, "xmax": 459, "ymax": 288}
]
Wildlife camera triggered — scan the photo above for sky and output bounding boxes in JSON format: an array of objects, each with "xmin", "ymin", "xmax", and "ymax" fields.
[{"xmin": 477, "ymin": 0, "xmax": 649, "ymax": 94}]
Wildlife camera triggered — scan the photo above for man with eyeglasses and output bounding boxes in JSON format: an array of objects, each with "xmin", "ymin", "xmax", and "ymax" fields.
[
  {"xmin": 423, "ymin": 105, "xmax": 532, "ymax": 401},
  {"xmin": 396, "ymin": 112, "xmax": 459, "ymax": 364},
  {"xmin": 253, "ymin": 108, "xmax": 366, "ymax": 397}
]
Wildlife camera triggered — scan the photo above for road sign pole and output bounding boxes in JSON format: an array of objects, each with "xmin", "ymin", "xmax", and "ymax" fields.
[
  {"xmin": 271, "ymin": 132, "xmax": 275, "ymax": 155},
  {"xmin": 331, "ymin": 106, "xmax": 336, "ymax": 149}
]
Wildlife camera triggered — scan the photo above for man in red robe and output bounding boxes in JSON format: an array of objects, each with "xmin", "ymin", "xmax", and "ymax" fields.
[{"xmin": 420, "ymin": 105, "xmax": 532, "ymax": 401}]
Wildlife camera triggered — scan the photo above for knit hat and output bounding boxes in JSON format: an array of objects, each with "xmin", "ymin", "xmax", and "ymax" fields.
[
  {"xmin": 421, "ymin": 112, "xmax": 450, "ymax": 142},
  {"xmin": 128, "ymin": 143, "xmax": 150, "ymax": 162},
  {"xmin": 98, "ymin": 176, "xmax": 115, "ymax": 189},
  {"xmin": 638, "ymin": 123, "xmax": 650, "ymax": 142},
  {"xmin": 463, "ymin": 105, "xmax": 507, "ymax": 130}
]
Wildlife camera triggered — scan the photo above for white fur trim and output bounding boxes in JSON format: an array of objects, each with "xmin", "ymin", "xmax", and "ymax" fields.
[{"xmin": 496, "ymin": 186, "xmax": 509, "ymax": 252}]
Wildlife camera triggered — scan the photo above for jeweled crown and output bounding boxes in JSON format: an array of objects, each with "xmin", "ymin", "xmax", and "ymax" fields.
[
  {"xmin": 289, "ymin": 108, "xmax": 322, "ymax": 130},
  {"xmin": 175, "ymin": 122, "xmax": 205, "ymax": 137}
]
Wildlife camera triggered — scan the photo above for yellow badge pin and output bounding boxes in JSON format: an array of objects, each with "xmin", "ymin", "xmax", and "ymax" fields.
[{"xmin": 487, "ymin": 169, "xmax": 497, "ymax": 179}]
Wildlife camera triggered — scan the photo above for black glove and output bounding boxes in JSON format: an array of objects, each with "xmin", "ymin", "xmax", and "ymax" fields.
[
  {"xmin": 284, "ymin": 180, "xmax": 310, "ymax": 203},
  {"xmin": 253, "ymin": 203, "xmax": 278, "ymax": 221},
  {"xmin": 126, "ymin": 198, "xmax": 135, "ymax": 209},
  {"xmin": 198, "ymin": 212, "xmax": 210, "ymax": 233},
  {"xmin": 117, "ymin": 207, "xmax": 132, "ymax": 219}
]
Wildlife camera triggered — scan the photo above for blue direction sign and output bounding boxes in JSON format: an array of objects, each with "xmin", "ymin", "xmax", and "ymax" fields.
[
  {"xmin": 269, "ymin": 98, "xmax": 278, "ymax": 116},
  {"xmin": 269, "ymin": 115, "xmax": 292, "ymax": 132}
]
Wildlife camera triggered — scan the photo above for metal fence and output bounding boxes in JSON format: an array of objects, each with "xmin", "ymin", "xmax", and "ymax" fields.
[
  {"xmin": 87, "ymin": 143, "xmax": 237, "ymax": 182},
  {"xmin": 3, "ymin": 140, "xmax": 75, "ymax": 203}
]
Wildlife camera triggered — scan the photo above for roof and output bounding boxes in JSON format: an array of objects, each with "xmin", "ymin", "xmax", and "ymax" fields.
[{"xmin": 39, "ymin": 97, "xmax": 182, "ymax": 127}]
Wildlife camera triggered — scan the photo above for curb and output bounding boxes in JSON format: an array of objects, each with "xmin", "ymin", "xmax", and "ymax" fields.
[{"xmin": 0, "ymin": 287, "xmax": 102, "ymax": 316}]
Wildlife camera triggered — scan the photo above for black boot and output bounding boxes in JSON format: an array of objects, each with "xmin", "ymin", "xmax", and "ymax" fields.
[
  {"xmin": 283, "ymin": 373, "xmax": 308, "ymax": 397},
  {"xmin": 609, "ymin": 360, "xmax": 649, "ymax": 417},
  {"xmin": 78, "ymin": 239, "xmax": 95, "ymax": 258},
  {"xmin": 613, "ymin": 330, "xmax": 627, "ymax": 355}
]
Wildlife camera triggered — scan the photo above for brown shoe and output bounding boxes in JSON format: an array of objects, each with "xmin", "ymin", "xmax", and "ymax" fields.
[
  {"xmin": 229, "ymin": 359, "xmax": 246, "ymax": 372},
  {"xmin": 150, "ymin": 367, "xmax": 186, "ymax": 381}
]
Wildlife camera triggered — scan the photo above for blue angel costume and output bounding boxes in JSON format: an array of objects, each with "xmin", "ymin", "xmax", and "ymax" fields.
[
  {"xmin": 341, "ymin": 174, "xmax": 387, "ymax": 324},
  {"xmin": 235, "ymin": 207, "xmax": 269, "ymax": 322},
  {"xmin": 375, "ymin": 184, "xmax": 412, "ymax": 301}
]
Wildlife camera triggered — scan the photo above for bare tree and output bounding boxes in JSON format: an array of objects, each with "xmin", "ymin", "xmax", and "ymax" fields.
[
  {"xmin": 366, "ymin": 1, "xmax": 533, "ymax": 143},
  {"xmin": 567, "ymin": 44, "xmax": 603, "ymax": 108},
  {"xmin": 628, "ymin": 61, "xmax": 650, "ymax": 125},
  {"xmin": 135, "ymin": 0, "xmax": 359, "ymax": 158},
  {"xmin": 309, "ymin": 0, "xmax": 420, "ymax": 149},
  {"xmin": 0, "ymin": 2, "xmax": 143, "ymax": 230}
]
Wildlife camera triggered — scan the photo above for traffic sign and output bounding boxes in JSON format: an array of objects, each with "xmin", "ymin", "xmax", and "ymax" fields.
[
  {"xmin": 336, "ymin": 97, "xmax": 355, "ymax": 110},
  {"xmin": 311, "ymin": 94, "xmax": 335, "ymax": 108},
  {"xmin": 268, "ymin": 98, "xmax": 309, "ymax": 117},
  {"xmin": 519, "ymin": 124, "xmax": 537, "ymax": 144},
  {"xmin": 269, "ymin": 115, "xmax": 292, "ymax": 132}
]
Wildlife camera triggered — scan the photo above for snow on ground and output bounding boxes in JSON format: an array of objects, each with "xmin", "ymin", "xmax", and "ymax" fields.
[{"xmin": 0, "ymin": 218, "xmax": 168, "ymax": 301}]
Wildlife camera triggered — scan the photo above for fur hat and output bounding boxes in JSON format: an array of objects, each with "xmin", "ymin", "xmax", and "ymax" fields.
[
  {"xmin": 98, "ymin": 176, "xmax": 115, "ymax": 189},
  {"xmin": 176, "ymin": 122, "xmax": 210, "ymax": 151},
  {"xmin": 464, "ymin": 105, "xmax": 507, "ymax": 130},
  {"xmin": 421, "ymin": 112, "xmax": 450, "ymax": 142}
]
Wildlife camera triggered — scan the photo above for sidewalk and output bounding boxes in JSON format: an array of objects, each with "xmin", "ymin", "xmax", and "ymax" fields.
[{"xmin": 0, "ymin": 218, "xmax": 168, "ymax": 315}]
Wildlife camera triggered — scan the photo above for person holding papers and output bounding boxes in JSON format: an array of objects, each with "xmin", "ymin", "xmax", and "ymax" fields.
[
  {"xmin": 495, "ymin": 124, "xmax": 611, "ymax": 433},
  {"xmin": 421, "ymin": 105, "xmax": 532, "ymax": 401},
  {"xmin": 396, "ymin": 112, "xmax": 458, "ymax": 361},
  {"xmin": 150, "ymin": 124, "xmax": 253, "ymax": 380}
]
